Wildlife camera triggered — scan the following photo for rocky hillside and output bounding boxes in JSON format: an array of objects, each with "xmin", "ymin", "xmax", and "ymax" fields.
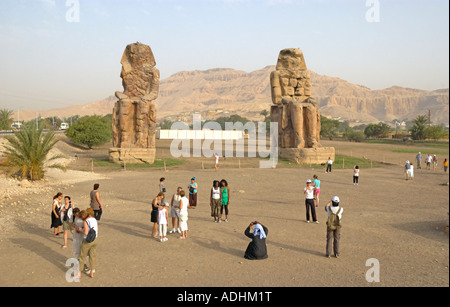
[{"xmin": 14, "ymin": 66, "xmax": 449, "ymax": 125}]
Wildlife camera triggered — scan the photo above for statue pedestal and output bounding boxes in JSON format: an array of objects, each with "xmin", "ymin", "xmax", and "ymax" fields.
[
  {"xmin": 109, "ymin": 148, "xmax": 156, "ymax": 165},
  {"xmin": 280, "ymin": 147, "xmax": 335, "ymax": 165}
]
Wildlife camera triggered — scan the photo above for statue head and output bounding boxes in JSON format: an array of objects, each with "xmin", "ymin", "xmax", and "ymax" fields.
[{"xmin": 276, "ymin": 48, "xmax": 307, "ymax": 71}]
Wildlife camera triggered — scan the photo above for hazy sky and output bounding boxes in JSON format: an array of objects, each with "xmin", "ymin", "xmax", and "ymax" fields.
[{"xmin": 0, "ymin": 0, "xmax": 448, "ymax": 111}]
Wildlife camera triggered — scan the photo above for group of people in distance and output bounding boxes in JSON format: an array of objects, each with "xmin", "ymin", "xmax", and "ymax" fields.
[
  {"xmin": 152, "ymin": 177, "xmax": 199, "ymax": 241},
  {"xmin": 406, "ymin": 152, "xmax": 448, "ymax": 180},
  {"xmin": 50, "ymin": 184, "xmax": 103, "ymax": 279}
]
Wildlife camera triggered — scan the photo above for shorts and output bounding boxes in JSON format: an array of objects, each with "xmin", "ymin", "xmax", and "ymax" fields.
[
  {"xmin": 171, "ymin": 207, "xmax": 180, "ymax": 219},
  {"xmin": 315, "ymin": 188, "xmax": 320, "ymax": 195},
  {"xmin": 62, "ymin": 220, "xmax": 74, "ymax": 231}
]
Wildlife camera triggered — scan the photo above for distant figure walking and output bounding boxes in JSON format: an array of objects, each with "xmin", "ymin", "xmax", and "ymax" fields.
[
  {"xmin": 409, "ymin": 163, "xmax": 415, "ymax": 180},
  {"xmin": 353, "ymin": 166, "xmax": 360, "ymax": 185},
  {"xmin": 405, "ymin": 160, "xmax": 411, "ymax": 180},
  {"xmin": 51, "ymin": 192, "xmax": 63, "ymax": 236},
  {"xmin": 188, "ymin": 177, "xmax": 198, "ymax": 209},
  {"xmin": 433, "ymin": 155, "xmax": 438, "ymax": 171},
  {"xmin": 444, "ymin": 159, "xmax": 448, "ymax": 174},
  {"xmin": 426, "ymin": 154, "xmax": 432, "ymax": 170},
  {"xmin": 416, "ymin": 152, "xmax": 422, "ymax": 169},
  {"xmin": 325, "ymin": 196, "xmax": 343, "ymax": 259},
  {"xmin": 90, "ymin": 184, "xmax": 103, "ymax": 221},
  {"xmin": 304, "ymin": 179, "xmax": 318, "ymax": 224},
  {"xmin": 244, "ymin": 221, "xmax": 268, "ymax": 260},
  {"xmin": 210, "ymin": 180, "xmax": 221, "ymax": 223},
  {"xmin": 214, "ymin": 153, "xmax": 220, "ymax": 172},
  {"xmin": 326, "ymin": 157, "xmax": 333, "ymax": 173},
  {"xmin": 159, "ymin": 177, "xmax": 167, "ymax": 203}
]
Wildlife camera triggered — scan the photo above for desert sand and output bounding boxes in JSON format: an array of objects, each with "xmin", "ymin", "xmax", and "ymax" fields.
[{"xmin": 0, "ymin": 137, "xmax": 448, "ymax": 287}]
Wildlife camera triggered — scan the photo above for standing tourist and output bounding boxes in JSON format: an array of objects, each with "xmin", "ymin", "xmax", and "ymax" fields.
[
  {"xmin": 214, "ymin": 153, "xmax": 220, "ymax": 172},
  {"xmin": 151, "ymin": 192, "xmax": 165, "ymax": 239},
  {"xmin": 426, "ymin": 154, "xmax": 432, "ymax": 170},
  {"xmin": 188, "ymin": 177, "xmax": 198, "ymax": 209},
  {"xmin": 405, "ymin": 160, "xmax": 411, "ymax": 180},
  {"xmin": 304, "ymin": 180, "xmax": 318, "ymax": 224},
  {"xmin": 325, "ymin": 196, "xmax": 343, "ymax": 259},
  {"xmin": 71, "ymin": 208, "xmax": 84, "ymax": 263},
  {"xmin": 210, "ymin": 180, "xmax": 221, "ymax": 223},
  {"xmin": 326, "ymin": 157, "xmax": 333, "ymax": 173},
  {"xmin": 219, "ymin": 179, "xmax": 230, "ymax": 223},
  {"xmin": 353, "ymin": 166, "xmax": 360, "ymax": 185},
  {"xmin": 90, "ymin": 184, "xmax": 103, "ymax": 221},
  {"xmin": 158, "ymin": 203, "xmax": 169, "ymax": 242},
  {"xmin": 409, "ymin": 162, "xmax": 415, "ymax": 180},
  {"xmin": 77, "ymin": 208, "xmax": 98, "ymax": 279},
  {"xmin": 416, "ymin": 152, "xmax": 422, "ymax": 169},
  {"xmin": 244, "ymin": 221, "xmax": 269, "ymax": 260},
  {"xmin": 169, "ymin": 187, "xmax": 182, "ymax": 234},
  {"xmin": 179, "ymin": 190, "xmax": 190, "ymax": 239},
  {"xmin": 312, "ymin": 175, "xmax": 321, "ymax": 207},
  {"xmin": 443, "ymin": 158, "xmax": 448, "ymax": 174},
  {"xmin": 433, "ymin": 155, "xmax": 438, "ymax": 171},
  {"xmin": 61, "ymin": 196, "xmax": 74, "ymax": 249},
  {"xmin": 159, "ymin": 177, "xmax": 167, "ymax": 203},
  {"xmin": 51, "ymin": 192, "xmax": 63, "ymax": 236}
]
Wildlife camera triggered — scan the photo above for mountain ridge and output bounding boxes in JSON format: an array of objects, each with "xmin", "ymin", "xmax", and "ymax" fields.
[{"xmin": 12, "ymin": 66, "xmax": 449, "ymax": 125}]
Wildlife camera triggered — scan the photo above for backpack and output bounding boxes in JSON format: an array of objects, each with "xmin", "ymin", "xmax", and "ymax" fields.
[
  {"xmin": 327, "ymin": 207, "xmax": 343, "ymax": 231},
  {"xmin": 85, "ymin": 220, "xmax": 96, "ymax": 243}
]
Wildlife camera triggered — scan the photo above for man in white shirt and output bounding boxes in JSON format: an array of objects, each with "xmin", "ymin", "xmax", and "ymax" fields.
[{"xmin": 326, "ymin": 157, "xmax": 333, "ymax": 173}]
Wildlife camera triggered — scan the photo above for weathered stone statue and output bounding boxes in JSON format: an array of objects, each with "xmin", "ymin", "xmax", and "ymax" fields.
[
  {"xmin": 270, "ymin": 48, "xmax": 335, "ymax": 164},
  {"xmin": 110, "ymin": 43, "xmax": 159, "ymax": 164}
]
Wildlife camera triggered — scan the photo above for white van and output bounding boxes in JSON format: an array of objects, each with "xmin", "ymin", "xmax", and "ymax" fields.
[
  {"xmin": 60, "ymin": 123, "xmax": 69, "ymax": 130},
  {"xmin": 11, "ymin": 122, "xmax": 22, "ymax": 130}
]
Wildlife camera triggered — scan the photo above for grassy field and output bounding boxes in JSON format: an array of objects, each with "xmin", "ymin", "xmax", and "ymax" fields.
[
  {"xmin": 277, "ymin": 155, "xmax": 382, "ymax": 169},
  {"xmin": 93, "ymin": 158, "xmax": 186, "ymax": 169}
]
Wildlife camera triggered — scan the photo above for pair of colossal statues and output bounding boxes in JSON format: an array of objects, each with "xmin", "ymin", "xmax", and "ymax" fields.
[{"xmin": 111, "ymin": 45, "xmax": 321, "ymax": 161}]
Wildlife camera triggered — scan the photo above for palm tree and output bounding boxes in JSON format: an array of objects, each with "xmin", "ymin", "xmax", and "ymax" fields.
[
  {"xmin": 409, "ymin": 115, "xmax": 428, "ymax": 140},
  {"xmin": 2, "ymin": 123, "xmax": 66, "ymax": 181},
  {"xmin": 0, "ymin": 109, "xmax": 14, "ymax": 130}
]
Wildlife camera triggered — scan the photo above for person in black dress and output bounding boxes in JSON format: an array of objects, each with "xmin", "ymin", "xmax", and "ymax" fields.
[
  {"xmin": 51, "ymin": 192, "xmax": 63, "ymax": 236},
  {"xmin": 244, "ymin": 221, "xmax": 268, "ymax": 260},
  {"xmin": 151, "ymin": 192, "xmax": 164, "ymax": 239}
]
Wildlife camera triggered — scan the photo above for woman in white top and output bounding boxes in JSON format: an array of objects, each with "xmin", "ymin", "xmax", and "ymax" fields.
[
  {"xmin": 304, "ymin": 179, "xmax": 318, "ymax": 223},
  {"xmin": 169, "ymin": 187, "xmax": 182, "ymax": 234},
  {"xmin": 353, "ymin": 166, "xmax": 360, "ymax": 185},
  {"xmin": 77, "ymin": 208, "xmax": 98, "ymax": 279},
  {"xmin": 179, "ymin": 190, "xmax": 190, "ymax": 239},
  {"xmin": 210, "ymin": 180, "xmax": 221, "ymax": 222}
]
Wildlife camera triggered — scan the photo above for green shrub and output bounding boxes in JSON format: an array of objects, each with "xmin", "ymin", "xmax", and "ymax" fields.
[{"xmin": 65, "ymin": 115, "xmax": 112, "ymax": 149}]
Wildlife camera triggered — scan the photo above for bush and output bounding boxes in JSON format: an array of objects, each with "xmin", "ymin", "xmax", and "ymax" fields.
[
  {"xmin": 364, "ymin": 122, "xmax": 392, "ymax": 138},
  {"xmin": 344, "ymin": 128, "xmax": 366, "ymax": 142},
  {"xmin": 65, "ymin": 115, "xmax": 112, "ymax": 149}
]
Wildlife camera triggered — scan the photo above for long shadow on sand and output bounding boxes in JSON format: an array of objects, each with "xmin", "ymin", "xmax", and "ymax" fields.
[
  {"xmin": 101, "ymin": 220, "xmax": 151, "ymax": 239},
  {"xmin": 191, "ymin": 238, "xmax": 244, "ymax": 258},
  {"xmin": 390, "ymin": 220, "xmax": 448, "ymax": 243}
]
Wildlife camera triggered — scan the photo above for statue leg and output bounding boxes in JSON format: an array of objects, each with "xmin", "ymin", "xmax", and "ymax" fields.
[
  {"xmin": 118, "ymin": 99, "xmax": 133, "ymax": 147},
  {"xmin": 303, "ymin": 104, "xmax": 319, "ymax": 148},
  {"xmin": 290, "ymin": 102, "xmax": 305, "ymax": 149}
]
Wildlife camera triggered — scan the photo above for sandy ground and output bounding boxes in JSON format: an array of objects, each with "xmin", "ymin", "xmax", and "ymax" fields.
[{"xmin": 0, "ymin": 137, "xmax": 448, "ymax": 287}]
